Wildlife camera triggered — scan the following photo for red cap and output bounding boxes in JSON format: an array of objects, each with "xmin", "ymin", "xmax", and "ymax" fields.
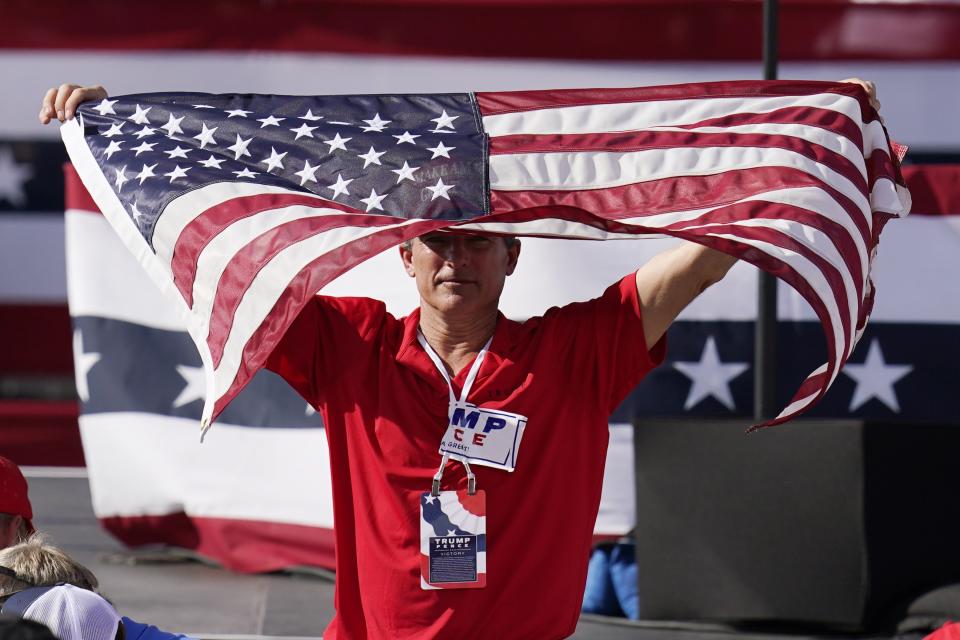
[{"xmin": 0, "ymin": 456, "xmax": 33, "ymax": 531}]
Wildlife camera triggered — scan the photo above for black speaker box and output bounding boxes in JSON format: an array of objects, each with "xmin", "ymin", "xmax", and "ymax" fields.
[{"xmin": 632, "ymin": 419, "xmax": 960, "ymax": 631}]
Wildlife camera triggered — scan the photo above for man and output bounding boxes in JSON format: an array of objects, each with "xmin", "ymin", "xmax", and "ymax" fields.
[
  {"xmin": 1, "ymin": 584, "xmax": 121, "ymax": 640},
  {"xmin": 0, "ymin": 458, "xmax": 33, "ymax": 549},
  {"xmin": 41, "ymin": 80, "xmax": 878, "ymax": 639}
]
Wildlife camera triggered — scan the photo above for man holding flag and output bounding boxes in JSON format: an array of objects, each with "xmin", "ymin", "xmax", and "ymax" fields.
[{"xmin": 41, "ymin": 77, "xmax": 898, "ymax": 639}]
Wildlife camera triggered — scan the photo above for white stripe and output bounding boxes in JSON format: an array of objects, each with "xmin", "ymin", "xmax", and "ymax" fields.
[
  {"xmin": 152, "ymin": 182, "xmax": 315, "ymax": 269},
  {"xmin": 79, "ymin": 412, "xmax": 334, "ymax": 527},
  {"xmin": 212, "ymin": 219, "xmax": 424, "ymax": 399},
  {"xmin": 489, "ymin": 146, "xmax": 872, "ymax": 232},
  {"xmin": 188, "ymin": 204, "xmax": 370, "ymax": 335},
  {"xmin": 482, "ymin": 92, "xmax": 866, "ymax": 138},
  {"xmin": 775, "ymin": 389, "xmax": 822, "ymax": 421}
]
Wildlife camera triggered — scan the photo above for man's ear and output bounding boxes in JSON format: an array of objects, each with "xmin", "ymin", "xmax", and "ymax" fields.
[
  {"xmin": 399, "ymin": 244, "xmax": 416, "ymax": 277},
  {"xmin": 505, "ymin": 240, "xmax": 521, "ymax": 277}
]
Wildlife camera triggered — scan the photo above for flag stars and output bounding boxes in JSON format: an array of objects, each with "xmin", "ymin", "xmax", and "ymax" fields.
[
  {"xmin": 160, "ymin": 113, "xmax": 186, "ymax": 137},
  {"xmin": 261, "ymin": 147, "xmax": 287, "ymax": 172},
  {"xmin": 91, "ymin": 98, "xmax": 118, "ymax": 116},
  {"xmin": 257, "ymin": 115, "xmax": 285, "ymax": 128},
  {"xmin": 193, "ymin": 123, "xmax": 218, "ymax": 149},
  {"xmin": 133, "ymin": 126, "xmax": 157, "ymax": 139},
  {"xmin": 425, "ymin": 177, "xmax": 454, "ymax": 200},
  {"xmin": 361, "ymin": 113, "xmax": 391, "ymax": 132},
  {"xmin": 131, "ymin": 141, "xmax": 156, "ymax": 156},
  {"xmin": 291, "ymin": 123, "xmax": 320, "ymax": 140},
  {"xmin": 135, "ymin": 163, "xmax": 157, "ymax": 185},
  {"xmin": 357, "ymin": 146, "xmax": 386, "ymax": 168},
  {"xmin": 233, "ymin": 168, "xmax": 258, "ymax": 179},
  {"xmin": 427, "ymin": 141, "xmax": 455, "ymax": 159},
  {"xmin": 164, "ymin": 165, "xmax": 190, "ymax": 183},
  {"xmin": 102, "ymin": 123, "xmax": 125, "ymax": 138},
  {"xmin": 324, "ymin": 132, "xmax": 351, "ymax": 152},
  {"xmin": 128, "ymin": 104, "xmax": 152, "ymax": 125},
  {"xmin": 294, "ymin": 159, "xmax": 320, "ymax": 186},
  {"xmin": 327, "ymin": 173, "xmax": 352, "ymax": 199},
  {"xmin": 225, "ymin": 108, "xmax": 252, "ymax": 118},
  {"xmin": 164, "ymin": 146, "xmax": 191, "ymax": 159},
  {"xmin": 192, "ymin": 104, "xmax": 215, "ymax": 110},
  {"xmin": 130, "ymin": 201, "xmax": 147, "ymax": 226},
  {"xmin": 199, "ymin": 155, "xmax": 226, "ymax": 169},
  {"xmin": 103, "ymin": 141, "xmax": 123, "ymax": 159},
  {"xmin": 114, "ymin": 165, "xmax": 130, "ymax": 190},
  {"xmin": 360, "ymin": 188, "xmax": 387, "ymax": 212},
  {"xmin": 300, "ymin": 109, "xmax": 323, "ymax": 121},
  {"xmin": 227, "ymin": 134, "xmax": 253, "ymax": 160},
  {"xmin": 430, "ymin": 110, "xmax": 459, "ymax": 130},
  {"xmin": 391, "ymin": 161, "xmax": 420, "ymax": 184},
  {"xmin": 393, "ymin": 131, "xmax": 420, "ymax": 145}
]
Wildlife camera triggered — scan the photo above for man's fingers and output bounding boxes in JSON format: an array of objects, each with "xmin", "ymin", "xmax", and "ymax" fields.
[
  {"xmin": 64, "ymin": 85, "xmax": 106, "ymax": 121},
  {"xmin": 39, "ymin": 87, "xmax": 57, "ymax": 124},
  {"xmin": 840, "ymin": 77, "xmax": 881, "ymax": 113}
]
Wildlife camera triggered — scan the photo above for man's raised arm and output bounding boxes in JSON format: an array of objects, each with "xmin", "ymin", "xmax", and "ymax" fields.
[{"xmin": 635, "ymin": 244, "xmax": 738, "ymax": 351}]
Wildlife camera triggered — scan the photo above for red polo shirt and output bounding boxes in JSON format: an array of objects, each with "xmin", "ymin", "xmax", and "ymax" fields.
[{"xmin": 267, "ymin": 273, "xmax": 665, "ymax": 639}]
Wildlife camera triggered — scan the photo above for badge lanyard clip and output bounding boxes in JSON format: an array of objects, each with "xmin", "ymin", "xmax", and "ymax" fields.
[{"xmin": 419, "ymin": 330, "xmax": 489, "ymax": 497}]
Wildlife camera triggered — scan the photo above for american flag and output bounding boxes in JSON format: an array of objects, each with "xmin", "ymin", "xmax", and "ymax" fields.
[{"xmin": 60, "ymin": 80, "xmax": 911, "ymax": 431}]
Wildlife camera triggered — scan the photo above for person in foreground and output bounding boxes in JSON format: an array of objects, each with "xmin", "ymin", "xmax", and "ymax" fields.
[{"xmin": 41, "ymin": 79, "xmax": 879, "ymax": 639}]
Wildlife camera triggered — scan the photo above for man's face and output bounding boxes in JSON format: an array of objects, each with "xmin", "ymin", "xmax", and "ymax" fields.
[
  {"xmin": 0, "ymin": 514, "xmax": 22, "ymax": 549},
  {"xmin": 400, "ymin": 232, "xmax": 520, "ymax": 318}
]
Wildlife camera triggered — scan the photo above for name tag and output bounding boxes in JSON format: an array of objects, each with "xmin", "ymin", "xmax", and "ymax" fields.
[
  {"xmin": 420, "ymin": 490, "xmax": 487, "ymax": 590},
  {"xmin": 439, "ymin": 401, "xmax": 527, "ymax": 472}
]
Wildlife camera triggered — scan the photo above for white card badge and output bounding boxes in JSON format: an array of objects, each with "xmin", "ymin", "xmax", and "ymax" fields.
[
  {"xmin": 440, "ymin": 401, "xmax": 527, "ymax": 471},
  {"xmin": 419, "ymin": 489, "xmax": 487, "ymax": 590}
]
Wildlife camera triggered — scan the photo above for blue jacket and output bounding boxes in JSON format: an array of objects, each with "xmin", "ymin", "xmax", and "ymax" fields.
[{"xmin": 122, "ymin": 617, "xmax": 196, "ymax": 640}]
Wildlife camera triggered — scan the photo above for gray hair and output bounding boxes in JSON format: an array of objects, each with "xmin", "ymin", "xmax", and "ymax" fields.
[{"xmin": 401, "ymin": 235, "xmax": 519, "ymax": 250}]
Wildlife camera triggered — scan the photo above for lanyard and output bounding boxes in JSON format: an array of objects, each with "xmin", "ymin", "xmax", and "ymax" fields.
[{"xmin": 417, "ymin": 329, "xmax": 492, "ymax": 496}]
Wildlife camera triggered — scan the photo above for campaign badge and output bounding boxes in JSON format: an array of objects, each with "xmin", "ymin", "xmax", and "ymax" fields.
[
  {"xmin": 439, "ymin": 401, "xmax": 527, "ymax": 471},
  {"xmin": 420, "ymin": 490, "xmax": 486, "ymax": 590}
]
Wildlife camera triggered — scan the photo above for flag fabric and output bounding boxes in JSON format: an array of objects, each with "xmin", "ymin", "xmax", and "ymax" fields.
[{"xmin": 60, "ymin": 80, "xmax": 911, "ymax": 432}]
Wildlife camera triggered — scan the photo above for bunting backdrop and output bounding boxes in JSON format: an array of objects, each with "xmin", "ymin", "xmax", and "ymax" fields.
[{"xmin": 1, "ymin": 0, "xmax": 958, "ymax": 573}]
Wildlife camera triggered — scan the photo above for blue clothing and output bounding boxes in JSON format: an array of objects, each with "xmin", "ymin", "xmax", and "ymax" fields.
[{"xmin": 121, "ymin": 617, "xmax": 196, "ymax": 640}]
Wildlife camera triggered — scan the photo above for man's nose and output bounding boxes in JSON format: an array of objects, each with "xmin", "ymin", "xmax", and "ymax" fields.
[{"xmin": 439, "ymin": 238, "xmax": 471, "ymax": 264}]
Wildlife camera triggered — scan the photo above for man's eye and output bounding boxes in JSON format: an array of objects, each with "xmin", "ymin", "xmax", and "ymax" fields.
[{"xmin": 467, "ymin": 237, "xmax": 492, "ymax": 246}]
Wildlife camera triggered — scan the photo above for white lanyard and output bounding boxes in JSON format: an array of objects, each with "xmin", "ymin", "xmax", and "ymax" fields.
[{"xmin": 417, "ymin": 329, "xmax": 492, "ymax": 496}]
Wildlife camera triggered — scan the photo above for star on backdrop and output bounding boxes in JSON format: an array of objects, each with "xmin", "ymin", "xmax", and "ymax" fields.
[
  {"xmin": 673, "ymin": 336, "xmax": 750, "ymax": 410},
  {"xmin": 842, "ymin": 339, "xmax": 913, "ymax": 412},
  {"xmin": 0, "ymin": 146, "xmax": 33, "ymax": 207}
]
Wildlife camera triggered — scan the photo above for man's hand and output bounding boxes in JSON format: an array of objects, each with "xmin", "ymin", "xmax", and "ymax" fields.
[
  {"xmin": 39, "ymin": 84, "xmax": 108, "ymax": 124},
  {"xmin": 840, "ymin": 77, "xmax": 880, "ymax": 112}
]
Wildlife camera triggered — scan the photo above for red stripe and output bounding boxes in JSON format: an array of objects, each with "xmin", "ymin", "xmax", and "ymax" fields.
[
  {"xmin": 0, "ymin": 401, "xmax": 83, "ymax": 466},
  {"xmin": 64, "ymin": 163, "xmax": 101, "ymax": 215},
  {"xmin": 9, "ymin": 1, "xmax": 960, "ymax": 60},
  {"xmin": 0, "ymin": 303, "xmax": 74, "ymax": 375},
  {"xmin": 478, "ymin": 81, "xmax": 876, "ymax": 121},
  {"xmin": 489, "ymin": 129, "xmax": 869, "ymax": 196},
  {"xmin": 212, "ymin": 220, "xmax": 449, "ymax": 419},
  {"xmin": 205, "ymin": 213, "xmax": 402, "ymax": 368},
  {"xmin": 171, "ymin": 192, "xmax": 361, "ymax": 307},
  {"xmin": 490, "ymin": 166, "xmax": 872, "ymax": 250},
  {"xmin": 902, "ymin": 165, "xmax": 960, "ymax": 215},
  {"xmin": 99, "ymin": 513, "xmax": 336, "ymax": 573}
]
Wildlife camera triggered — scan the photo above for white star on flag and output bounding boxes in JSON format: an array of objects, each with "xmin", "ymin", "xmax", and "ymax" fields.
[
  {"xmin": 193, "ymin": 123, "xmax": 218, "ymax": 149},
  {"xmin": 164, "ymin": 146, "xmax": 190, "ymax": 159},
  {"xmin": 199, "ymin": 155, "xmax": 226, "ymax": 169},
  {"xmin": 114, "ymin": 166, "xmax": 129, "ymax": 189},
  {"xmin": 128, "ymin": 104, "xmax": 152, "ymax": 125},
  {"xmin": 160, "ymin": 114, "xmax": 185, "ymax": 137},
  {"xmin": 431, "ymin": 110, "xmax": 459, "ymax": 130},
  {"xmin": 426, "ymin": 177, "xmax": 454, "ymax": 200},
  {"xmin": 300, "ymin": 109, "xmax": 323, "ymax": 121},
  {"xmin": 225, "ymin": 108, "xmax": 252, "ymax": 118},
  {"xmin": 673, "ymin": 336, "xmax": 750, "ymax": 410},
  {"xmin": 842, "ymin": 339, "xmax": 913, "ymax": 412},
  {"xmin": 227, "ymin": 134, "xmax": 253, "ymax": 160},
  {"xmin": 233, "ymin": 168, "xmax": 258, "ymax": 179},
  {"xmin": 102, "ymin": 123, "xmax": 125, "ymax": 138},
  {"xmin": 172, "ymin": 365, "xmax": 206, "ymax": 408},
  {"xmin": 92, "ymin": 98, "xmax": 118, "ymax": 116},
  {"xmin": 360, "ymin": 188, "xmax": 387, "ymax": 212},
  {"xmin": 327, "ymin": 173, "xmax": 352, "ymax": 199},
  {"xmin": 0, "ymin": 147, "xmax": 33, "ymax": 207},
  {"xmin": 358, "ymin": 146, "xmax": 386, "ymax": 168},
  {"xmin": 131, "ymin": 142, "xmax": 156, "ymax": 156},
  {"xmin": 324, "ymin": 133, "xmax": 350, "ymax": 152},
  {"xmin": 295, "ymin": 159, "xmax": 320, "ymax": 186},
  {"xmin": 103, "ymin": 141, "xmax": 122, "ymax": 159},
  {"xmin": 130, "ymin": 201, "xmax": 146, "ymax": 225},
  {"xmin": 135, "ymin": 163, "xmax": 157, "ymax": 185},
  {"xmin": 361, "ymin": 113, "xmax": 390, "ymax": 132},
  {"xmin": 391, "ymin": 161, "xmax": 420, "ymax": 183},
  {"xmin": 393, "ymin": 131, "xmax": 420, "ymax": 145},
  {"xmin": 257, "ymin": 115, "xmax": 285, "ymax": 128},
  {"xmin": 261, "ymin": 147, "xmax": 287, "ymax": 172},
  {"xmin": 164, "ymin": 165, "xmax": 190, "ymax": 182},
  {"xmin": 290, "ymin": 123, "xmax": 318, "ymax": 140},
  {"xmin": 427, "ymin": 141, "xmax": 455, "ymax": 159},
  {"xmin": 133, "ymin": 126, "xmax": 156, "ymax": 139},
  {"xmin": 72, "ymin": 329, "xmax": 101, "ymax": 403}
]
